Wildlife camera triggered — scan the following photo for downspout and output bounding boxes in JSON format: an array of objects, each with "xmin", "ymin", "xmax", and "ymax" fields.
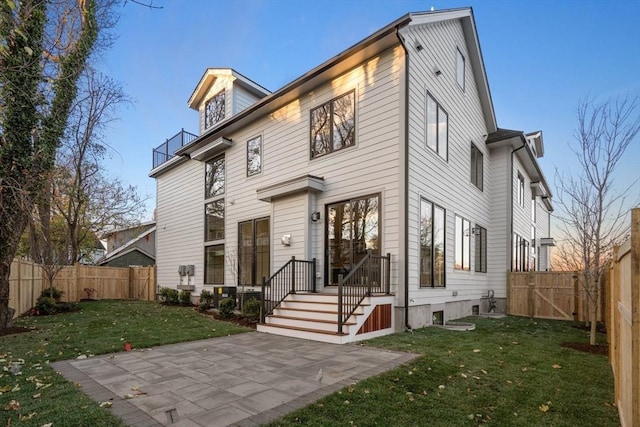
[
  {"xmin": 509, "ymin": 143, "xmax": 526, "ymax": 271},
  {"xmin": 396, "ymin": 27, "xmax": 412, "ymax": 331}
]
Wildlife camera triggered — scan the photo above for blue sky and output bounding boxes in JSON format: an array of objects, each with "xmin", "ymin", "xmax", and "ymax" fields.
[{"xmin": 97, "ymin": 0, "xmax": 640, "ymax": 221}]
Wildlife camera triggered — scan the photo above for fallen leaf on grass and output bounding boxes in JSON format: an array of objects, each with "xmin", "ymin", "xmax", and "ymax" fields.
[
  {"xmin": 99, "ymin": 401, "xmax": 113, "ymax": 408},
  {"xmin": 460, "ymin": 373, "xmax": 468, "ymax": 379},
  {"xmin": 438, "ymin": 385, "xmax": 445, "ymax": 390},
  {"xmin": 33, "ymin": 393, "xmax": 41, "ymax": 399},
  {"xmin": 521, "ymin": 367, "xmax": 528, "ymax": 372},
  {"xmin": 42, "ymin": 423, "xmax": 53, "ymax": 427},
  {"xmin": 552, "ymin": 364, "xmax": 561, "ymax": 369},
  {"xmin": 539, "ymin": 404, "xmax": 550, "ymax": 412},
  {"xmin": 19, "ymin": 412, "xmax": 36, "ymax": 421},
  {"xmin": 473, "ymin": 349, "xmax": 481, "ymax": 353},
  {"xmin": 481, "ymin": 369, "xmax": 488, "ymax": 375},
  {"xmin": 5, "ymin": 399, "xmax": 20, "ymax": 410}
]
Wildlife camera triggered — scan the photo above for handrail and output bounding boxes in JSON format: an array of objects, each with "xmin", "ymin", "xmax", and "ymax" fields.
[
  {"xmin": 261, "ymin": 256, "xmax": 316, "ymax": 323},
  {"xmin": 337, "ymin": 251, "xmax": 391, "ymax": 334},
  {"xmin": 152, "ymin": 129, "xmax": 198, "ymax": 169}
]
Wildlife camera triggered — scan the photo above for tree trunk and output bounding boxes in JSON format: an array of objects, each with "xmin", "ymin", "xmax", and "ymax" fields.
[{"xmin": 589, "ymin": 275, "xmax": 600, "ymax": 345}]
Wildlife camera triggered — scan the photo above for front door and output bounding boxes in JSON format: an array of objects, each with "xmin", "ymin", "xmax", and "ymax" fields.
[
  {"xmin": 238, "ymin": 218, "xmax": 270, "ymax": 286},
  {"xmin": 326, "ymin": 194, "xmax": 380, "ymax": 284}
]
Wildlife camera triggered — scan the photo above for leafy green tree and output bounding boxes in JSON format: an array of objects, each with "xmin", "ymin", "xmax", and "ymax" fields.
[{"xmin": 0, "ymin": 0, "xmax": 98, "ymax": 329}]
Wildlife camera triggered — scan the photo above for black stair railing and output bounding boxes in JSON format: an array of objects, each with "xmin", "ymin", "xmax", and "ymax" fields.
[
  {"xmin": 261, "ymin": 256, "xmax": 316, "ymax": 323},
  {"xmin": 337, "ymin": 251, "xmax": 391, "ymax": 334}
]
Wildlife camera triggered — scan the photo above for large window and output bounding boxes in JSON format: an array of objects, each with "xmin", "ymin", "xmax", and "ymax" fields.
[
  {"xmin": 475, "ymin": 224, "xmax": 487, "ymax": 273},
  {"xmin": 205, "ymin": 156, "xmax": 225, "ymax": 199},
  {"xmin": 455, "ymin": 215, "xmax": 471, "ymax": 271},
  {"xmin": 205, "ymin": 244, "xmax": 224, "ymax": 284},
  {"xmin": 205, "ymin": 155, "xmax": 225, "ymax": 283},
  {"xmin": 517, "ymin": 172, "xmax": 525, "ymax": 207},
  {"xmin": 238, "ymin": 218, "xmax": 270, "ymax": 286},
  {"xmin": 310, "ymin": 90, "xmax": 355, "ymax": 159},
  {"xmin": 470, "ymin": 143, "xmax": 483, "ymax": 190},
  {"xmin": 420, "ymin": 199, "xmax": 445, "ymax": 287},
  {"xmin": 456, "ymin": 48, "xmax": 465, "ymax": 90},
  {"xmin": 327, "ymin": 194, "xmax": 378, "ymax": 284},
  {"xmin": 512, "ymin": 233, "xmax": 530, "ymax": 272},
  {"xmin": 426, "ymin": 93, "xmax": 448, "ymax": 160},
  {"xmin": 205, "ymin": 91, "xmax": 225, "ymax": 129},
  {"xmin": 205, "ymin": 200, "xmax": 224, "ymax": 241},
  {"xmin": 247, "ymin": 135, "xmax": 262, "ymax": 177}
]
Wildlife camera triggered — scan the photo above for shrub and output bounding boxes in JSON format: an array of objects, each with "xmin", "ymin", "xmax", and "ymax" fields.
[
  {"xmin": 56, "ymin": 302, "xmax": 77, "ymax": 313},
  {"xmin": 179, "ymin": 290, "xmax": 192, "ymax": 306},
  {"xmin": 40, "ymin": 287, "xmax": 63, "ymax": 302},
  {"xmin": 159, "ymin": 287, "xmax": 179, "ymax": 305},
  {"xmin": 242, "ymin": 297, "xmax": 261, "ymax": 320},
  {"xmin": 35, "ymin": 296, "xmax": 57, "ymax": 315},
  {"xmin": 218, "ymin": 297, "xmax": 235, "ymax": 318},
  {"xmin": 199, "ymin": 290, "xmax": 214, "ymax": 312}
]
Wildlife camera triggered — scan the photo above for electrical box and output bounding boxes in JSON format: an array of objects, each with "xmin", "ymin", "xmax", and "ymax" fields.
[
  {"xmin": 178, "ymin": 265, "xmax": 187, "ymax": 276},
  {"xmin": 186, "ymin": 265, "xmax": 195, "ymax": 276}
]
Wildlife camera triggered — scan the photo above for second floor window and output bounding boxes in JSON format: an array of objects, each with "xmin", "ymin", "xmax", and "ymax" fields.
[
  {"xmin": 470, "ymin": 143, "xmax": 483, "ymax": 190},
  {"xmin": 426, "ymin": 93, "xmax": 448, "ymax": 161},
  {"xmin": 456, "ymin": 48, "xmax": 465, "ymax": 90},
  {"xmin": 205, "ymin": 156, "xmax": 225, "ymax": 199},
  {"xmin": 517, "ymin": 172, "xmax": 525, "ymax": 207},
  {"xmin": 247, "ymin": 135, "xmax": 262, "ymax": 176},
  {"xmin": 205, "ymin": 91, "xmax": 225, "ymax": 128},
  {"xmin": 310, "ymin": 90, "xmax": 355, "ymax": 159}
]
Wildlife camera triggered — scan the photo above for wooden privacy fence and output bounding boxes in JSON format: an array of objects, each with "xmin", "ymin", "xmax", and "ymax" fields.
[
  {"xmin": 507, "ymin": 270, "xmax": 603, "ymax": 322},
  {"xmin": 605, "ymin": 208, "xmax": 639, "ymax": 427},
  {"xmin": 8, "ymin": 259, "xmax": 156, "ymax": 318}
]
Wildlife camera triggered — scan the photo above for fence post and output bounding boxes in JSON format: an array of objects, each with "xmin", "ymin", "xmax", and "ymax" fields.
[
  {"xmin": 631, "ymin": 208, "xmax": 640, "ymax": 425},
  {"xmin": 573, "ymin": 271, "xmax": 579, "ymax": 321},
  {"xmin": 527, "ymin": 270, "xmax": 535, "ymax": 318}
]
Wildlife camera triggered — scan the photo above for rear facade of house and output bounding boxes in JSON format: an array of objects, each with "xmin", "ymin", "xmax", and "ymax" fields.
[{"xmin": 150, "ymin": 8, "xmax": 554, "ymax": 343}]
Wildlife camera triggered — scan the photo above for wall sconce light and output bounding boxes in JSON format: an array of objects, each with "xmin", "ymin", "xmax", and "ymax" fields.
[
  {"xmin": 470, "ymin": 227, "xmax": 481, "ymax": 236},
  {"xmin": 310, "ymin": 211, "xmax": 321, "ymax": 222},
  {"xmin": 281, "ymin": 234, "xmax": 291, "ymax": 246}
]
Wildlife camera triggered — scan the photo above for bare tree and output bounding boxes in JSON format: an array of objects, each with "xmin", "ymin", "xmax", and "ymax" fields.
[{"xmin": 555, "ymin": 94, "xmax": 640, "ymax": 345}]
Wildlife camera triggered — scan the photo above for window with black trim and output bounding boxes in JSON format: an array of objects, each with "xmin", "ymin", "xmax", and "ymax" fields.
[
  {"xmin": 471, "ymin": 143, "xmax": 483, "ymax": 190},
  {"xmin": 517, "ymin": 172, "xmax": 525, "ymax": 207},
  {"xmin": 420, "ymin": 198, "xmax": 445, "ymax": 287},
  {"xmin": 426, "ymin": 93, "xmax": 448, "ymax": 160},
  {"xmin": 205, "ymin": 90, "xmax": 225, "ymax": 128},
  {"xmin": 474, "ymin": 224, "xmax": 487, "ymax": 273},
  {"xmin": 455, "ymin": 215, "xmax": 471, "ymax": 271},
  {"xmin": 310, "ymin": 90, "xmax": 355, "ymax": 159},
  {"xmin": 204, "ymin": 244, "xmax": 224, "ymax": 284},
  {"xmin": 512, "ymin": 233, "xmax": 530, "ymax": 272},
  {"xmin": 205, "ymin": 156, "xmax": 225, "ymax": 199},
  {"xmin": 205, "ymin": 200, "xmax": 224, "ymax": 241},
  {"xmin": 247, "ymin": 135, "xmax": 262, "ymax": 176},
  {"xmin": 456, "ymin": 48, "xmax": 465, "ymax": 90}
]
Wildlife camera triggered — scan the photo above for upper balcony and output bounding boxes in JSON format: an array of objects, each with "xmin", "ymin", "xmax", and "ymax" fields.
[{"xmin": 152, "ymin": 129, "xmax": 198, "ymax": 169}]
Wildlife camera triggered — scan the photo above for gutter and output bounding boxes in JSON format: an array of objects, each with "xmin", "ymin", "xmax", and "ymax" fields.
[{"xmin": 396, "ymin": 27, "xmax": 412, "ymax": 332}]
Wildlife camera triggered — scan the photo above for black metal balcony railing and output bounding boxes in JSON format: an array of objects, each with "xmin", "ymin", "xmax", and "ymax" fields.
[{"xmin": 152, "ymin": 129, "xmax": 198, "ymax": 169}]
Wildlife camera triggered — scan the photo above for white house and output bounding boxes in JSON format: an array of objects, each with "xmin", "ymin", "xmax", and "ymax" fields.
[{"xmin": 150, "ymin": 8, "xmax": 555, "ymax": 343}]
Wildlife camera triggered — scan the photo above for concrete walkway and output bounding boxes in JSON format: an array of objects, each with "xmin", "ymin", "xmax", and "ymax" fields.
[{"xmin": 52, "ymin": 332, "xmax": 418, "ymax": 427}]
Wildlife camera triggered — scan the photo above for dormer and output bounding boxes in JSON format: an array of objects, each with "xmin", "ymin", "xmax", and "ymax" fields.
[
  {"xmin": 187, "ymin": 68, "xmax": 271, "ymax": 135},
  {"xmin": 525, "ymin": 130, "xmax": 544, "ymax": 158}
]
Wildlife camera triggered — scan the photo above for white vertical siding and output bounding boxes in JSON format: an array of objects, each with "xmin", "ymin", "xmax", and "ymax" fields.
[
  {"xmin": 401, "ymin": 18, "xmax": 496, "ymax": 307},
  {"xmin": 487, "ymin": 145, "xmax": 512, "ymax": 288}
]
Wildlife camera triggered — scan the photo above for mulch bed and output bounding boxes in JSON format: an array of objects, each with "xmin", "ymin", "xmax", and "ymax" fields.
[
  {"xmin": 560, "ymin": 342, "xmax": 609, "ymax": 355},
  {"xmin": 205, "ymin": 311, "xmax": 258, "ymax": 329}
]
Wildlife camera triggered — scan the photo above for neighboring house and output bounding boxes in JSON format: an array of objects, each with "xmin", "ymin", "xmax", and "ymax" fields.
[
  {"xmin": 78, "ymin": 233, "xmax": 106, "ymax": 265},
  {"xmin": 150, "ymin": 8, "xmax": 555, "ymax": 343},
  {"xmin": 99, "ymin": 222, "xmax": 156, "ymax": 267}
]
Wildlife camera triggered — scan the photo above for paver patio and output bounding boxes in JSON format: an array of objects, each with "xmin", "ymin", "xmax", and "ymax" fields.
[{"xmin": 53, "ymin": 332, "xmax": 418, "ymax": 426}]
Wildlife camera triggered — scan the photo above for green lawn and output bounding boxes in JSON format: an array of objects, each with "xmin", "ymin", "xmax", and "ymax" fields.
[
  {"xmin": 1, "ymin": 303, "xmax": 620, "ymax": 427},
  {"xmin": 268, "ymin": 316, "xmax": 619, "ymax": 427},
  {"xmin": 0, "ymin": 300, "xmax": 251, "ymax": 427}
]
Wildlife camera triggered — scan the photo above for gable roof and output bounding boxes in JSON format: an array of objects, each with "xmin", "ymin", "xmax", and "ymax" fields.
[
  {"xmin": 158, "ymin": 8, "xmax": 496, "ymax": 169},
  {"xmin": 187, "ymin": 68, "xmax": 271, "ymax": 110},
  {"xmin": 98, "ymin": 226, "xmax": 156, "ymax": 264}
]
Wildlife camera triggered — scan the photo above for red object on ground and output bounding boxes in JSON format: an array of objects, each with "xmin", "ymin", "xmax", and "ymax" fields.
[{"xmin": 125, "ymin": 342, "xmax": 132, "ymax": 351}]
